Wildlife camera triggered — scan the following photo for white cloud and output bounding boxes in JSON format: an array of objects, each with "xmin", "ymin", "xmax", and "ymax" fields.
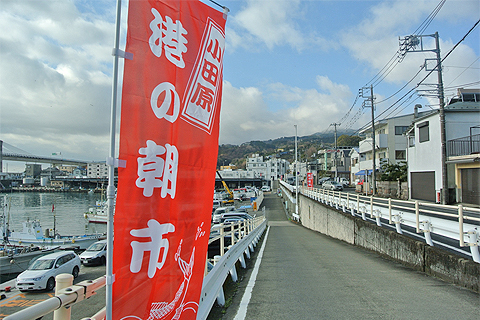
[
  {"xmin": 340, "ymin": 0, "xmax": 480, "ymax": 86},
  {"xmin": 227, "ymin": 0, "xmax": 328, "ymax": 51},
  {"xmin": 0, "ymin": 0, "xmax": 115, "ymax": 164},
  {"xmin": 219, "ymin": 76, "xmax": 353, "ymax": 144}
]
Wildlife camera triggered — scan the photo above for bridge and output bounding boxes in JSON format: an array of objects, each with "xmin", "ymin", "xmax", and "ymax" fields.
[{"xmin": 0, "ymin": 140, "xmax": 89, "ymax": 172}]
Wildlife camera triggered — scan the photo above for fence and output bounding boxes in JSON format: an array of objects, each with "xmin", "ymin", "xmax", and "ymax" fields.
[
  {"xmin": 4, "ymin": 215, "xmax": 267, "ymax": 320},
  {"xmin": 279, "ymin": 180, "xmax": 480, "ymax": 263}
]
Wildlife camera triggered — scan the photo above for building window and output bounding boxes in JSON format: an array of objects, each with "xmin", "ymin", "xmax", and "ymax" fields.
[
  {"xmin": 395, "ymin": 126, "xmax": 409, "ymax": 135},
  {"xmin": 418, "ymin": 121, "xmax": 429, "ymax": 143},
  {"xmin": 395, "ymin": 150, "xmax": 406, "ymax": 160}
]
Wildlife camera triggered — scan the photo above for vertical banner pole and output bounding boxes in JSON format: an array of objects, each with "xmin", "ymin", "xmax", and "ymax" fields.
[{"xmin": 106, "ymin": 0, "xmax": 122, "ymax": 319}]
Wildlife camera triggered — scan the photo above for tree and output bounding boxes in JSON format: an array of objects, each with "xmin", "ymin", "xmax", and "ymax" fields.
[
  {"xmin": 336, "ymin": 135, "xmax": 361, "ymax": 147},
  {"xmin": 305, "ymin": 146, "xmax": 316, "ymax": 159},
  {"xmin": 378, "ymin": 161, "xmax": 407, "ymax": 182}
]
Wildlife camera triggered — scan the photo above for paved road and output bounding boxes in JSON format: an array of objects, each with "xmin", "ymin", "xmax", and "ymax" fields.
[{"xmin": 223, "ymin": 193, "xmax": 479, "ymax": 320}]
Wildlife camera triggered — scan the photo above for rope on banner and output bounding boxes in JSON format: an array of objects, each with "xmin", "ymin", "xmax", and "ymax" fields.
[{"xmin": 208, "ymin": 0, "xmax": 230, "ymax": 17}]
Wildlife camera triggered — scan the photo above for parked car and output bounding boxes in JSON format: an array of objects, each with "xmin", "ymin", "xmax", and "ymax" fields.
[
  {"xmin": 261, "ymin": 186, "xmax": 271, "ymax": 192},
  {"xmin": 318, "ymin": 177, "xmax": 332, "ymax": 186},
  {"xmin": 322, "ymin": 181, "xmax": 344, "ymax": 191},
  {"xmin": 79, "ymin": 240, "xmax": 107, "ymax": 266},
  {"xmin": 16, "ymin": 251, "xmax": 81, "ymax": 292},
  {"xmin": 212, "ymin": 200, "xmax": 223, "ymax": 213},
  {"xmin": 212, "ymin": 206, "xmax": 237, "ymax": 223},
  {"xmin": 219, "ymin": 212, "xmax": 253, "ymax": 223},
  {"xmin": 338, "ymin": 178, "xmax": 350, "ymax": 187}
]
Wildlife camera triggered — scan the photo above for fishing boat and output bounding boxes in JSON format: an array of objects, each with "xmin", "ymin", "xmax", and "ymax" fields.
[
  {"xmin": 84, "ymin": 200, "xmax": 108, "ymax": 224},
  {"xmin": 1, "ymin": 196, "xmax": 60, "ymax": 275},
  {"xmin": 84, "ymin": 188, "xmax": 115, "ymax": 224},
  {"xmin": 5, "ymin": 219, "xmax": 105, "ymax": 250}
]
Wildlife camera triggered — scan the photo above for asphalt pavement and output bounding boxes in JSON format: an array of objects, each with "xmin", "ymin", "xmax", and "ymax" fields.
[{"xmin": 221, "ymin": 193, "xmax": 480, "ymax": 320}]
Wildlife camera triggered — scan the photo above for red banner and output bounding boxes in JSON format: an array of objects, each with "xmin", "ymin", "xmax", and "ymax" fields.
[
  {"xmin": 113, "ymin": 1, "xmax": 226, "ymax": 319},
  {"xmin": 307, "ymin": 173, "xmax": 313, "ymax": 188}
]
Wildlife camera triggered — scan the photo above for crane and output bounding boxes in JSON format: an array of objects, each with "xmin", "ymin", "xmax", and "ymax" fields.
[{"xmin": 216, "ymin": 171, "xmax": 234, "ymax": 204}]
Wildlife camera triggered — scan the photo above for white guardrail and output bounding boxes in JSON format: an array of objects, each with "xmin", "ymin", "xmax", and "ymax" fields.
[
  {"xmin": 4, "ymin": 214, "xmax": 267, "ymax": 320},
  {"xmin": 279, "ymin": 180, "xmax": 480, "ymax": 263}
]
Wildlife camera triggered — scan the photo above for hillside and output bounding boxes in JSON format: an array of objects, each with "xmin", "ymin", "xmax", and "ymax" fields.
[{"xmin": 217, "ymin": 131, "xmax": 361, "ymax": 169}]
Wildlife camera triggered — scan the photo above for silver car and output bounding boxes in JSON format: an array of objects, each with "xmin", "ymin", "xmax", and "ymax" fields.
[
  {"xmin": 322, "ymin": 181, "xmax": 344, "ymax": 191},
  {"xmin": 16, "ymin": 250, "xmax": 81, "ymax": 291}
]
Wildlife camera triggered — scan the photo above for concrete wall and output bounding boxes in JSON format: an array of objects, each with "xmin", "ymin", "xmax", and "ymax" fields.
[
  {"xmin": 295, "ymin": 193, "xmax": 479, "ymax": 293},
  {"xmin": 376, "ymin": 181, "xmax": 408, "ymax": 200}
]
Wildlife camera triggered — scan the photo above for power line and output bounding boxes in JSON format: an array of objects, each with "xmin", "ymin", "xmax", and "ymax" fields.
[
  {"xmin": 354, "ymin": 19, "xmax": 480, "ymax": 134},
  {"xmin": 335, "ymin": 0, "xmax": 449, "ymax": 133}
]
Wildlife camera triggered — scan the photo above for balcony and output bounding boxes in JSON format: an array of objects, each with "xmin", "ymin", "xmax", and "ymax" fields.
[
  {"xmin": 359, "ymin": 134, "xmax": 388, "ymax": 154},
  {"xmin": 447, "ymin": 134, "xmax": 480, "ymax": 157}
]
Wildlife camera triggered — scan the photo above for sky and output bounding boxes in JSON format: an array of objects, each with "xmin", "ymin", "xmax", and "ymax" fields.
[{"xmin": 0, "ymin": 0, "xmax": 479, "ymax": 172}]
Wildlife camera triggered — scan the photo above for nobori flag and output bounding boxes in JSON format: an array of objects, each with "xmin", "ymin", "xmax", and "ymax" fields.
[{"xmin": 113, "ymin": 1, "xmax": 226, "ymax": 319}]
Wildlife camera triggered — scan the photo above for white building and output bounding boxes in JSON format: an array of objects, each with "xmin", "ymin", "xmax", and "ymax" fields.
[
  {"xmin": 349, "ymin": 148, "xmax": 366, "ymax": 183},
  {"xmin": 216, "ymin": 169, "xmax": 256, "ymax": 179},
  {"xmin": 358, "ymin": 112, "xmax": 422, "ymax": 172},
  {"xmin": 406, "ymin": 89, "xmax": 480, "ymax": 204},
  {"xmin": 246, "ymin": 154, "xmax": 289, "ymax": 181},
  {"xmin": 87, "ymin": 162, "xmax": 108, "ymax": 178}
]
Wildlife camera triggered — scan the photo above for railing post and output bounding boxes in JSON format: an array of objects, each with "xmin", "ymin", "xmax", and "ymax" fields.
[
  {"xmin": 459, "ymin": 204, "xmax": 464, "ymax": 247},
  {"xmin": 54, "ymin": 274, "xmax": 74, "ymax": 320},
  {"xmin": 415, "ymin": 200, "xmax": 420, "ymax": 233},
  {"xmin": 213, "ymin": 255, "xmax": 225, "ymax": 306},
  {"xmin": 357, "ymin": 194, "xmax": 360, "ymax": 214},
  {"xmin": 231, "ymin": 223, "xmax": 236, "ymax": 245},
  {"xmin": 220, "ymin": 225, "xmax": 225, "ymax": 256},
  {"xmin": 388, "ymin": 198, "xmax": 392, "ymax": 224},
  {"xmin": 370, "ymin": 196, "xmax": 373, "ymax": 218}
]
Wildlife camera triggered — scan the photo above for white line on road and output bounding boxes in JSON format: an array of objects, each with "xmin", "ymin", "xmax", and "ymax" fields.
[{"xmin": 233, "ymin": 226, "xmax": 270, "ymax": 320}]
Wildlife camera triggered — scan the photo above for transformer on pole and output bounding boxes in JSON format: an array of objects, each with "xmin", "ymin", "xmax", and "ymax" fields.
[{"xmin": 399, "ymin": 32, "xmax": 448, "ymax": 204}]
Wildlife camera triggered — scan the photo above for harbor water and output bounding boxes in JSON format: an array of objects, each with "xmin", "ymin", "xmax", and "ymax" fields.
[
  {"xmin": 1, "ymin": 192, "xmax": 108, "ymax": 237},
  {"xmin": 1, "ymin": 192, "xmax": 108, "ymax": 282}
]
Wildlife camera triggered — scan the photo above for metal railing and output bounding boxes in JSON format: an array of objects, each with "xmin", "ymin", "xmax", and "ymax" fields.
[
  {"xmin": 303, "ymin": 186, "xmax": 480, "ymax": 262},
  {"xmin": 279, "ymin": 180, "xmax": 480, "ymax": 263},
  {"xmin": 447, "ymin": 133, "xmax": 480, "ymax": 156},
  {"xmin": 4, "ymin": 215, "xmax": 267, "ymax": 320}
]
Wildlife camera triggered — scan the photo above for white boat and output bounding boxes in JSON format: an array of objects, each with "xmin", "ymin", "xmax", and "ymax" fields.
[
  {"xmin": 84, "ymin": 200, "xmax": 109, "ymax": 224},
  {"xmin": 1, "ymin": 196, "xmax": 61, "ymax": 274},
  {"xmin": 5, "ymin": 219, "xmax": 105, "ymax": 250}
]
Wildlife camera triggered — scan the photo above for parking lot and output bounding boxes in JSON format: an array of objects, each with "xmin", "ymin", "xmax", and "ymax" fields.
[{"xmin": 1, "ymin": 263, "xmax": 106, "ymax": 320}]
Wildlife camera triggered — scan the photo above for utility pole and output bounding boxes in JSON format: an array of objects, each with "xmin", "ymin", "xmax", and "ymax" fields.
[
  {"xmin": 359, "ymin": 85, "xmax": 376, "ymax": 195},
  {"xmin": 399, "ymin": 32, "xmax": 448, "ymax": 204},
  {"xmin": 331, "ymin": 123, "xmax": 341, "ymax": 179}
]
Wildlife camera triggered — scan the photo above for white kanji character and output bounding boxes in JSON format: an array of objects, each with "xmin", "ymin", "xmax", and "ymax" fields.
[
  {"xmin": 136, "ymin": 140, "xmax": 166, "ymax": 197},
  {"xmin": 162, "ymin": 15, "xmax": 188, "ymax": 68},
  {"xmin": 136, "ymin": 140, "xmax": 179, "ymax": 199},
  {"xmin": 149, "ymin": 8, "xmax": 164, "ymax": 58},
  {"xmin": 149, "ymin": 8, "xmax": 188, "ymax": 68},
  {"xmin": 129, "ymin": 219, "xmax": 175, "ymax": 278},
  {"xmin": 161, "ymin": 144, "xmax": 178, "ymax": 199},
  {"xmin": 151, "ymin": 82, "xmax": 180, "ymax": 123}
]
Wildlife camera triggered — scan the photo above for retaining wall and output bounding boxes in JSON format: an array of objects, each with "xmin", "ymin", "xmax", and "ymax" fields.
[{"xmin": 289, "ymin": 191, "xmax": 479, "ymax": 293}]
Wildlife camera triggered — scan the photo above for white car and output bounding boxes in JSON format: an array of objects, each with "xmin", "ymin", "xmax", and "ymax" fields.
[
  {"xmin": 79, "ymin": 240, "xmax": 107, "ymax": 266},
  {"xmin": 212, "ymin": 206, "xmax": 236, "ymax": 223},
  {"xmin": 261, "ymin": 186, "xmax": 271, "ymax": 192},
  {"xmin": 322, "ymin": 181, "xmax": 344, "ymax": 191},
  {"xmin": 16, "ymin": 251, "xmax": 81, "ymax": 292}
]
